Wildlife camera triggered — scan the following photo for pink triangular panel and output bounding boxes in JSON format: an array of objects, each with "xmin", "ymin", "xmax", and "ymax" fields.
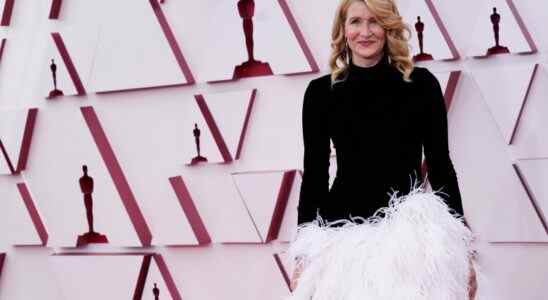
[
  {"xmin": 432, "ymin": 70, "xmax": 461, "ymax": 111},
  {"xmin": 180, "ymin": 165, "xmax": 261, "ymax": 243},
  {"xmin": 50, "ymin": 255, "xmax": 143, "ymax": 299},
  {"xmin": 400, "ymin": 0, "xmax": 459, "ymax": 61},
  {"xmin": 513, "ymin": 160, "xmax": 548, "ymax": 234},
  {"xmin": 467, "ymin": 0, "xmax": 536, "ymax": 57},
  {"xmin": 277, "ymin": 171, "xmax": 303, "ymax": 242},
  {"xmin": 40, "ymin": 27, "xmax": 99, "ymax": 98},
  {"xmin": 23, "ymin": 106, "xmax": 142, "ymax": 247},
  {"xmin": 90, "ymin": 0, "xmax": 192, "ymax": 92},
  {"xmin": 181, "ymin": 96, "xmax": 224, "ymax": 165},
  {"xmin": 141, "ymin": 255, "xmax": 183, "ymax": 300},
  {"xmin": 1, "ymin": 177, "xmax": 42, "ymax": 245},
  {"xmin": 448, "ymin": 76, "xmax": 547, "ymax": 242},
  {"xmin": 0, "ymin": 108, "xmax": 37, "ymax": 174},
  {"xmin": 0, "ymin": 253, "xmax": 5, "ymax": 279},
  {"xmin": 0, "ymin": 0, "xmax": 15, "ymax": 26},
  {"xmin": 168, "ymin": 176, "xmax": 210, "ymax": 245},
  {"xmin": 81, "ymin": 106, "xmax": 153, "ymax": 246},
  {"xmin": 202, "ymin": 1, "xmax": 316, "ymax": 82},
  {"xmin": 198, "ymin": 89, "xmax": 256, "ymax": 162},
  {"xmin": 233, "ymin": 171, "xmax": 286, "ymax": 243},
  {"xmin": 15, "ymin": 182, "xmax": 49, "ymax": 245},
  {"xmin": 471, "ymin": 63, "xmax": 537, "ymax": 144},
  {"xmin": 162, "ymin": 246, "xmax": 290, "ymax": 300}
]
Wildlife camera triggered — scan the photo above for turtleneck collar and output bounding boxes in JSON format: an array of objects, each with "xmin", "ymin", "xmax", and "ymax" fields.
[{"xmin": 346, "ymin": 52, "xmax": 392, "ymax": 82}]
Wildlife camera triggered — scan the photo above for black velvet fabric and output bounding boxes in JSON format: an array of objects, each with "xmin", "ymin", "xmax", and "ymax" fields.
[{"xmin": 298, "ymin": 53, "xmax": 464, "ymax": 226}]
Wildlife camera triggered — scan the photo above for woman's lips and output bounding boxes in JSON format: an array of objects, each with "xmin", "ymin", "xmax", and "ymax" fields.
[{"xmin": 358, "ymin": 41, "xmax": 375, "ymax": 46}]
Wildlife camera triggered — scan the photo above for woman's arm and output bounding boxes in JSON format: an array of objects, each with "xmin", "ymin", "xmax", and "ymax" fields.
[
  {"xmin": 421, "ymin": 69, "xmax": 468, "ymax": 226},
  {"xmin": 421, "ymin": 76, "xmax": 477, "ymax": 296},
  {"xmin": 468, "ymin": 256, "xmax": 478, "ymax": 299},
  {"xmin": 290, "ymin": 256, "xmax": 305, "ymax": 291},
  {"xmin": 297, "ymin": 79, "xmax": 331, "ymax": 225}
]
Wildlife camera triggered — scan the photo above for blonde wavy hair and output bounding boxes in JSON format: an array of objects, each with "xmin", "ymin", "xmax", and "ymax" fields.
[{"xmin": 329, "ymin": 0, "xmax": 414, "ymax": 83}]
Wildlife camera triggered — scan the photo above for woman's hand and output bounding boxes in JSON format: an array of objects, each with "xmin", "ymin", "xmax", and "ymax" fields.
[
  {"xmin": 290, "ymin": 258, "xmax": 305, "ymax": 291},
  {"xmin": 468, "ymin": 256, "xmax": 478, "ymax": 300}
]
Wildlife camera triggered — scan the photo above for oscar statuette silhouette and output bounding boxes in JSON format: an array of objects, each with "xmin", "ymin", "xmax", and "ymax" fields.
[
  {"xmin": 153, "ymin": 283, "xmax": 160, "ymax": 300},
  {"xmin": 190, "ymin": 123, "xmax": 208, "ymax": 165},
  {"xmin": 47, "ymin": 58, "xmax": 64, "ymax": 99},
  {"xmin": 486, "ymin": 7, "xmax": 509, "ymax": 55},
  {"xmin": 76, "ymin": 165, "xmax": 108, "ymax": 246},
  {"xmin": 232, "ymin": 0, "xmax": 273, "ymax": 79},
  {"xmin": 413, "ymin": 16, "xmax": 433, "ymax": 62}
]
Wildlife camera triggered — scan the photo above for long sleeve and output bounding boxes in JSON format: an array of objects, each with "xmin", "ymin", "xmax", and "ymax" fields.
[
  {"xmin": 297, "ymin": 80, "xmax": 331, "ymax": 225},
  {"xmin": 421, "ymin": 70, "xmax": 467, "ymax": 224}
]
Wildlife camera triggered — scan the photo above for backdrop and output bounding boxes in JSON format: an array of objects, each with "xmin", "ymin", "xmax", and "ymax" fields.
[{"xmin": 1, "ymin": 0, "xmax": 548, "ymax": 299}]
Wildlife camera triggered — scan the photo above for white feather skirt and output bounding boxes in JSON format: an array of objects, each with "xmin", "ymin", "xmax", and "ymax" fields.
[{"xmin": 285, "ymin": 184, "xmax": 488, "ymax": 300}]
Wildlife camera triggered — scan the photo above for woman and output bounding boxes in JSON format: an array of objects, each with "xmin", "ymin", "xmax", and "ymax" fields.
[{"xmin": 287, "ymin": 0, "xmax": 482, "ymax": 299}]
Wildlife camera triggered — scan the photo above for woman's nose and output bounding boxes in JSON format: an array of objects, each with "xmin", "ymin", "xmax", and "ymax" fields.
[{"xmin": 359, "ymin": 23, "xmax": 372, "ymax": 37}]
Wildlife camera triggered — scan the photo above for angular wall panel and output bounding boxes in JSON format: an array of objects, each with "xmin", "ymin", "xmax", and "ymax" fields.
[
  {"xmin": 0, "ymin": 17, "xmax": 42, "ymax": 108},
  {"xmin": 400, "ymin": 0, "xmax": 459, "ymax": 61},
  {"xmin": 0, "ymin": 107, "xmax": 37, "ymax": 174},
  {"xmin": 470, "ymin": 63, "xmax": 537, "ymax": 145},
  {"xmin": 48, "ymin": 0, "xmax": 62, "ymax": 19},
  {"xmin": 81, "ymin": 106, "xmax": 153, "ymax": 246},
  {"xmin": 0, "ymin": 249, "xmax": 64, "ymax": 300},
  {"xmin": 475, "ymin": 245, "xmax": 548, "ymax": 299},
  {"xmin": 0, "ymin": 38, "xmax": 6, "ymax": 61},
  {"xmin": 141, "ymin": 255, "xmax": 183, "ymax": 300},
  {"xmin": 508, "ymin": 64, "xmax": 548, "ymax": 159},
  {"xmin": 0, "ymin": 154, "xmax": 10, "ymax": 175},
  {"xmin": 448, "ymin": 74, "xmax": 547, "ymax": 242},
  {"xmin": 38, "ymin": 27, "xmax": 99, "ymax": 99},
  {"xmin": 228, "ymin": 77, "xmax": 304, "ymax": 172},
  {"xmin": 432, "ymin": 70, "xmax": 461, "ymax": 111},
  {"xmin": 90, "ymin": 0, "xmax": 193, "ymax": 92},
  {"xmin": 276, "ymin": 0, "xmax": 339, "ymax": 71},
  {"xmin": 84, "ymin": 95, "xmax": 203, "ymax": 246},
  {"xmin": 2, "ymin": 1, "xmax": 548, "ymax": 299},
  {"xmin": 50, "ymin": 254, "xmax": 182, "ymax": 300},
  {"xmin": 201, "ymin": 0, "xmax": 317, "ymax": 82},
  {"xmin": 277, "ymin": 169, "xmax": 306, "ymax": 242},
  {"xmin": 148, "ymin": 0, "xmax": 194, "ymax": 85},
  {"xmin": 273, "ymin": 252, "xmax": 291, "ymax": 291},
  {"xmin": 179, "ymin": 165, "xmax": 262, "ymax": 243},
  {"xmin": 0, "ymin": 0, "xmax": 15, "ymax": 26},
  {"xmin": 467, "ymin": 0, "xmax": 536, "ymax": 57},
  {"xmin": 191, "ymin": 89, "xmax": 256, "ymax": 163},
  {"xmin": 181, "ymin": 95, "xmax": 224, "ymax": 165},
  {"xmin": 50, "ymin": 255, "xmax": 143, "ymax": 299},
  {"xmin": 164, "ymin": 245, "xmax": 290, "ymax": 300},
  {"xmin": 232, "ymin": 170, "xmax": 296, "ymax": 243},
  {"xmin": 23, "ymin": 106, "xmax": 142, "ymax": 247},
  {"xmin": 168, "ymin": 176, "xmax": 210, "ymax": 245},
  {"xmin": 15, "ymin": 182, "xmax": 49, "ymax": 245},
  {"xmin": 514, "ymin": 160, "xmax": 548, "ymax": 234},
  {"xmin": 0, "ymin": 177, "xmax": 43, "ymax": 246},
  {"xmin": 0, "ymin": 253, "xmax": 4, "ymax": 278}
]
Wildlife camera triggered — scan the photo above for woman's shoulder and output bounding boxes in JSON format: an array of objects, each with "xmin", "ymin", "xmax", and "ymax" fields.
[
  {"xmin": 409, "ymin": 66, "xmax": 439, "ymax": 86},
  {"xmin": 302, "ymin": 74, "xmax": 333, "ymax": 111},
  {"xmin": 307, "ymin": 73, "xmax": 333, "ymax": 91}
]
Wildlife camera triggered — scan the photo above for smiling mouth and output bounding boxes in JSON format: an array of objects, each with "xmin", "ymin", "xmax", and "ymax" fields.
[{"xmin": 358, "ymin": 41, "xmax": 375, "ymax": 46}]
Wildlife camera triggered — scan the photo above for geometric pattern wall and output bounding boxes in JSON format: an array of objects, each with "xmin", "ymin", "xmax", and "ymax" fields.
[{"xmin": 1, "ymin": 0, "xmax": 548, "ymax": 299}]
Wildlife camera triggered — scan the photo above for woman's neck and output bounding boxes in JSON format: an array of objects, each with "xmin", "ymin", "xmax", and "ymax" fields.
[{"xmin": 351, "ymin": 52, "xmax": 385, "ymax": 68}]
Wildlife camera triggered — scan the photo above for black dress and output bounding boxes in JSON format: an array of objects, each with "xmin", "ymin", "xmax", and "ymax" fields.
[{"xmin": 297, "ymin": 53, "xmax": 465, "ymax": 226}]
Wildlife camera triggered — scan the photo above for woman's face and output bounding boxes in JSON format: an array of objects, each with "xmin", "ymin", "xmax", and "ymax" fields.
[{"xmin": 344, "ymin": 1, "xmax": 386, "ymax": 66}]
